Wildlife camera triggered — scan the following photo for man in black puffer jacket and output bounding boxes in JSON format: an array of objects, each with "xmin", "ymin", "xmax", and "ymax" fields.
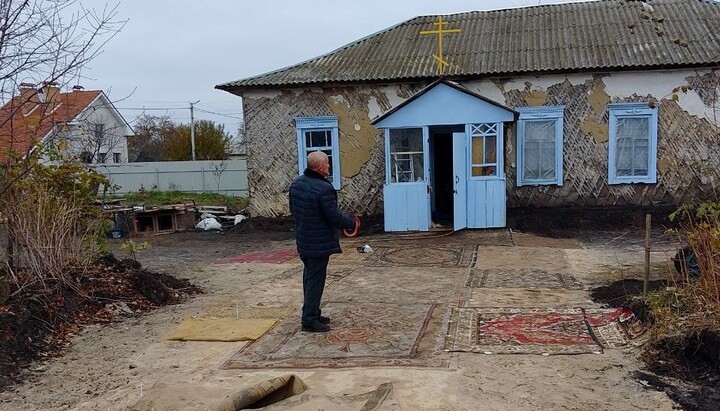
[{"xmin": 289, "ymin": 151, "xmax": 356, "ymax": 332}]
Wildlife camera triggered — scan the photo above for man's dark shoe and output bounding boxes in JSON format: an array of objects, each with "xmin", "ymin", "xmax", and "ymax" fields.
[
  {"xmin": 301, "ymin": 322, "xmax": 331, "ymax": 332},
  {"xmin": 318, "ymin": 315, "xmax": 331, "ymax": 324}
]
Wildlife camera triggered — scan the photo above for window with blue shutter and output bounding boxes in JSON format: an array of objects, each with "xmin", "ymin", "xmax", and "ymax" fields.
[
  {"xmin": 517, "ymin": 106, "xmax": 564, "ymax": 186},
  {"xmin": 295, "ymin": 116, "xmax": 341, "ymax": 189},
  {"xmin": 608, "ymin": 103, "xmax": 658, "ymax": 184}
]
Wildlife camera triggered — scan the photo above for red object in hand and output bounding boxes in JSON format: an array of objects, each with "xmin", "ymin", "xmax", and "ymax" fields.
[{"xmin": 342, "ymin": 213, "xmax": 361, "ymax": 238}]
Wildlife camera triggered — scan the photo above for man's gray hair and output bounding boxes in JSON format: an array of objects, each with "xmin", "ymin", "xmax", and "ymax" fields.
[{"xmin": 307, "ymin": 151, "xmax": 327, "ymax": 170}]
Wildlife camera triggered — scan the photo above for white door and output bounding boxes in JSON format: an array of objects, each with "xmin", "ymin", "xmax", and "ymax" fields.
[{"xmin": 452, "ymin": 132, "xmax": 467, "ymax": 231}]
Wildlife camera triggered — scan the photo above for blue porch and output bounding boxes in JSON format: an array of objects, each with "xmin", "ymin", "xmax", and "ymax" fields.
[{"xmin": 372, "ymin": 80, "xmax": 517, "ymax": 232}]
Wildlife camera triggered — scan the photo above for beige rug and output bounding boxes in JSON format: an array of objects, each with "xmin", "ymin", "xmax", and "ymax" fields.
[
  {"xmin": 166, "ymin": 304, "xmax": 294, "ymax": 342},
  {"xmin": 165, "ymin": 317, "xmax": 277, "ymax": 342}
]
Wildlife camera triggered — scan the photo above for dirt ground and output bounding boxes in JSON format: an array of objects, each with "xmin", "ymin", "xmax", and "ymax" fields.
[{"xmin": 0, "ymin": 223, "xmax": 687, "ymax": 410}]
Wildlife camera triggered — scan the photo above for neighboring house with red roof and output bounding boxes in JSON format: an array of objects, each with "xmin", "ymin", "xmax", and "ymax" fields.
[
  {"xmin": 217, "ymin": 0, "xmax": 720, "ymax": 232},
  {"xmin": 0, "ymin": 83, "xmax": 131, "ymax": 165}
]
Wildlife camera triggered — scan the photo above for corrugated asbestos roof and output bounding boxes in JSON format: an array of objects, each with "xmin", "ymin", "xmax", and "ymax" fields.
[{"xmin": 217, "ymin": 0, "xmax": 720, "ymax": 91}]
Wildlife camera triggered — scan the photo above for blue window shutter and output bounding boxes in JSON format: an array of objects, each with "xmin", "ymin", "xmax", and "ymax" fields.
[
  {"xmin": 295, "ymin": 126, "xmax": 305, "ymax": 175},
  {"xmin": 517, "ymin": 106, "xmax": 565, "ymax": 186},
  {"xmin": 331, "ymin": 126, "xmax": 340, "ymax": 188},
  {"xmin": 608, "ymin": 103, "xmax": 658, "ymax": 185}
]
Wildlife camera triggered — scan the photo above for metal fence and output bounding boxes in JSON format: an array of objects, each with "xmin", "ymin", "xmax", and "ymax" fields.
[{"xmin": 91, "ymin": 160, "xmax": 248, "ymax": 197}]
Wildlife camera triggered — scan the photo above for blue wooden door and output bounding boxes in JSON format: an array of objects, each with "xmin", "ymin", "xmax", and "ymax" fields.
[
  {"xmin": 466, "ymin": 123, "xmax": 506, "ymax": 228},
  {"xmin": 452, "ymin": 132, "xmax": 467, "ymax": 231},
  {"xmin": 383, "ymin": 128, "xmax": 430, "ymax": 231}
]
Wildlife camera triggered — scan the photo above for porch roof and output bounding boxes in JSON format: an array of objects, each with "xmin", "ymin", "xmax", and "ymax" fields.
[{"xmin": 372, "ymin": 79, "xmax": 517, "ymax": 128}]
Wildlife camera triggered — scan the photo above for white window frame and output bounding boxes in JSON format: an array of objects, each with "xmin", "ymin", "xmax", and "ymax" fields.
[
  {"xmin": 469, "ymin": 123, "xmax": 503, "ymax": 179},
  {"xmin": 295, "ymin": 116, "xmax": 341, "ymax": 189},
  {"xmin": 608, "ymin": 103, "xmax": 658, "ymax": 185},
  {"xmin": 386, "ymin": 127, "xmax": 425, "ymax": 185},
  {"xmin": 517, "ymin": 106, "xmax": 564, "ymax": 186}
]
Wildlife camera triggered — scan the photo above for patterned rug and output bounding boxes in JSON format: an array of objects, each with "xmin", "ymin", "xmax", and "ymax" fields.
[
  {"xmin": 454, "ymin": 228, "xmax": 515, "ymax": 246},
  {"xmin": 585, "ymin": 307, "xmax": 648, "ymax": 348},
  {"xmin": 222, "ymin": 302, "xmax": 450, "ymax": 369},
  {"xmin": 327, "ymin": 266, "xmax": 462, "ymax": 304},
  {"xmin": 445, "ymin": 308, "xmax": 602, "ymax": 355},
  {"xmin": 367, "ymin": 245, "xmax": 477, "ymax": 267},
  {"xmin": 466, "ymin": 268, "xmax": 583, "ymax": 290},
  {"xmin": 218, "ymin": 248, "xmax": 297, "ymax": 264}
]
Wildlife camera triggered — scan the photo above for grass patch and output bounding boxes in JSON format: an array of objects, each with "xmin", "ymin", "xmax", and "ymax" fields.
[{"xmin": 107, "ymin": 190, "xmax": 248, "ymax": 213}]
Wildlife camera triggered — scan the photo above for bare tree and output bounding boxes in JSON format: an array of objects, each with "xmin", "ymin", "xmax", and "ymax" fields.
[
  {"xmin": 0, "ymin": 0, "xmax": 125, "ymax": 177},
  {"xmin": 0, "ymin": 0, "xmax": 124, "ymax": 102},
  {"xmin": 0, "ymin": 0, "xmax": 125, "ymax": 275},
  {"xmin": 126, "ymin": 114, "xmax": 176, "ymax": 162}
]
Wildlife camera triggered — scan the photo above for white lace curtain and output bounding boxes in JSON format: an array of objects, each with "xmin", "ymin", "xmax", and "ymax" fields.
[
  {"xmin": 615, "ymin": 118, "xmax": 649, "ymax": 176},
  {"xmin": 523, "ymin": 120, "xmax": 556, "ymax": 180}
]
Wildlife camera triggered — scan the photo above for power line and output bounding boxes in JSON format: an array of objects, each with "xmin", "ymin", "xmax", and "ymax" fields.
[
  {"xmin": 194, "ymin": 107, "xmax": 243, "ymax": 121},
  {"xmin": 114, "ymin": 107, "xmax": 187, "ymax": 110}
]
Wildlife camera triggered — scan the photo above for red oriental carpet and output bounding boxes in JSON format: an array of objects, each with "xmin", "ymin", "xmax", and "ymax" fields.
[
  {"xmin": 445, "ymin": 308, "xmax": 602, "ymax": 355},
  {"xmin": 585, "ymin": 307, "xmax": 647, "ymax": 348},
  {"xmin": 218, "ymin": 248, "xmax": 298, "ymax": 264}
]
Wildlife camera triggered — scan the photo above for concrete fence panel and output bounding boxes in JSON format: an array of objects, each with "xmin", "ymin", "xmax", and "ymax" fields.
[{"xmin": 91, "ymin": 160, "xmax": 248, "ymax": 197}]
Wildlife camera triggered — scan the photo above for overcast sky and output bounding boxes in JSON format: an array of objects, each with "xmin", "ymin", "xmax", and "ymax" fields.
[{"xmin": 83, "ymin": 0, "xmax": 587, "ymax": 136}]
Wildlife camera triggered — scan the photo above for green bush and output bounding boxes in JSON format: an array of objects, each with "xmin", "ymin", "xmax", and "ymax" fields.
[{"xmin": 0, "ymin": 146, "xmax": 109, "ymax": 291}]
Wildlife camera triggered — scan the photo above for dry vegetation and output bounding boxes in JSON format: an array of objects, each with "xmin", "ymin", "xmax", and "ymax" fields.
[
  {"xmin": 654, "ymin": 202, "xmax": 720, "ymax": 336},
  {"xmin": 0, "ymin": 150, "xmax": 200, "ymax": 388},
  {"xmin": 633, "ymin": 201, "xmax": 720, "ymax": 409},
  {"xmin": 1, "ymin": 149, "xmax": 108, "ymax": 290}
]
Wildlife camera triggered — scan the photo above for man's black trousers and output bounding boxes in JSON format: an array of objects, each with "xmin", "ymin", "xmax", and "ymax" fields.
[{"xmin": 300, "ymin": 255, "xmax": 329, "ymax": 327}]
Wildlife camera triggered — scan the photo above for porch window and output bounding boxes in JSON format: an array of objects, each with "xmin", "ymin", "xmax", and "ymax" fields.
[
  {"xmin": 470, "ymin": 123, "xmax": 500, "ymax": 177},
  {"xmin": 517, "ymin": 106, "xmax": 564, "ymax": 186},
  {"xmin": 389, "ymin": 128, "xmax": 424, "ymax": 183},
  {"xmin": 608, "ymin": 103, "xmax": 658, "ymax": 184},
  {"xmin": 295, "ymin": 116, "xmax": 340, "ymax": 189}
]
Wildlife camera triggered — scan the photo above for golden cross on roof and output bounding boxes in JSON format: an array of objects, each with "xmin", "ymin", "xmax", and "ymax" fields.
[{"xmin": 420, "ymin": 16, "xmax": 461, "ymax": 76}]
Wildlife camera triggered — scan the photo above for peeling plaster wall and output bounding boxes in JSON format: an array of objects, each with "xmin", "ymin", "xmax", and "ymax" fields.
[
  {"xmin": 468, "ymin": 68, "xmax": 719, "ymax": 208},
  {"xmin": 242, "ymin": 68, "xmax": 719, "ymax": 217},
  {"xmin": 241, "ymin": 83, "xmax": 424, "ymax": 217}
]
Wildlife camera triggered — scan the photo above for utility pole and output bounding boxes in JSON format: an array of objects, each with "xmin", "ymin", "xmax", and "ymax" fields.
[{"xmin": 190, "ymin": 100, "xmax": 200, "ymax": 161}]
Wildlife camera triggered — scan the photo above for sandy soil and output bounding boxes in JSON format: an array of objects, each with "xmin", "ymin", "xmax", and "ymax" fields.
[{"xmin": 0, "ymin": 228, "xmax": 681, "ymax": 410}]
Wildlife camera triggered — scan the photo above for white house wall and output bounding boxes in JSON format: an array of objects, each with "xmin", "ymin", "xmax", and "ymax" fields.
[
  {"xmin": 76, "ymin": 95, "xmax": 130, "ymax": 163},
  {"xmin": 47, "ymin": 95, "xmax": 130, "ymax": 164}
]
